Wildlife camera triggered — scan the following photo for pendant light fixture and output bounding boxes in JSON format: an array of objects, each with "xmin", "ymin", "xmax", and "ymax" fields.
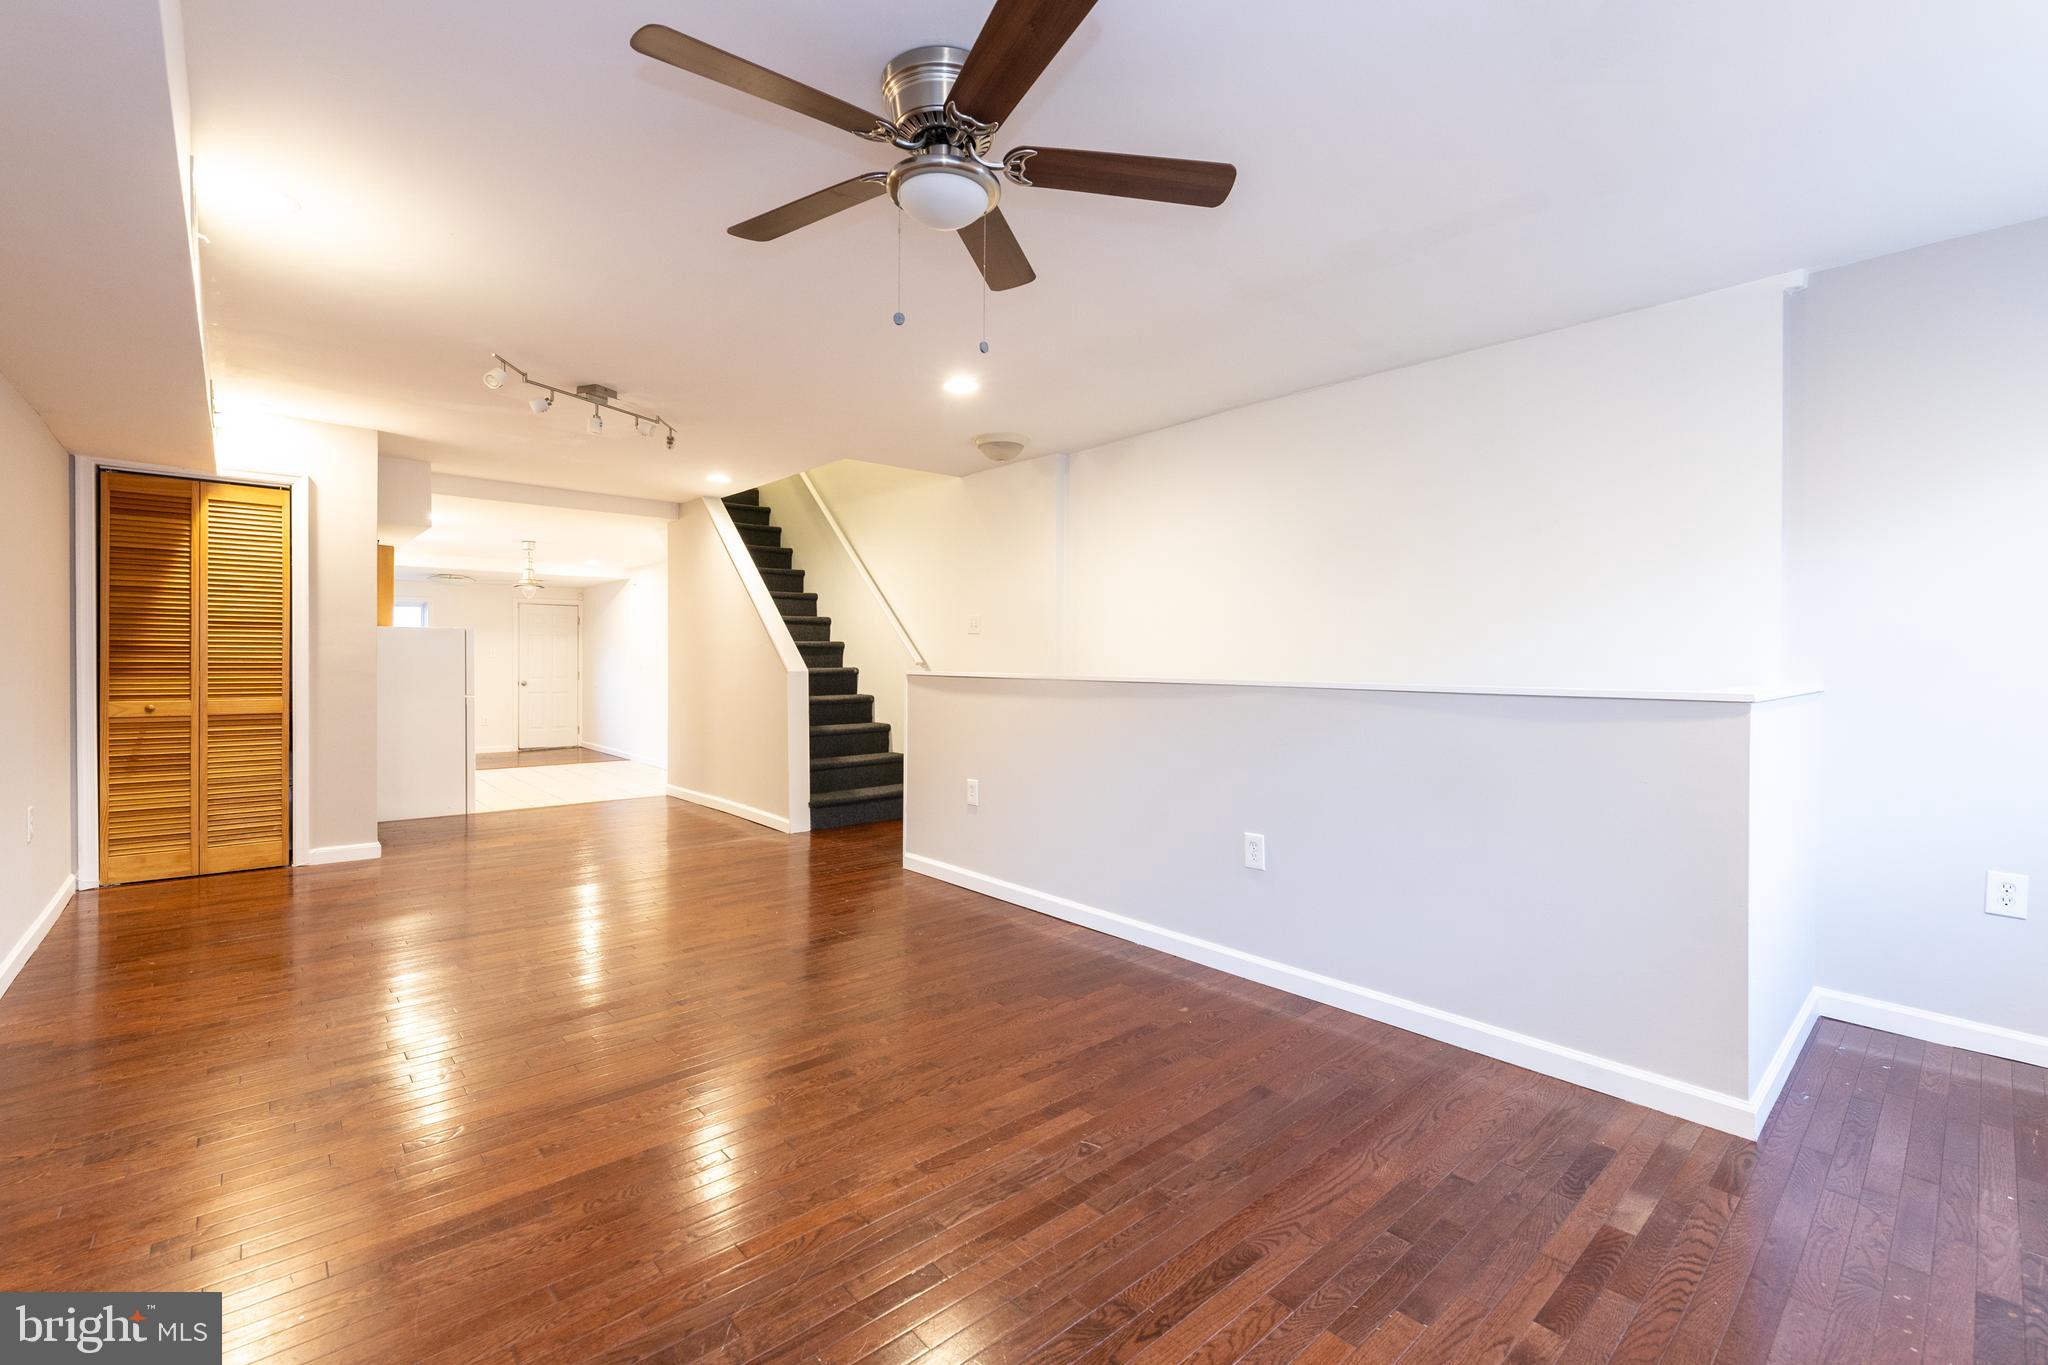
[{"xmin": 515, "ymin": 540, "xmax": 545, "ymax": 600}]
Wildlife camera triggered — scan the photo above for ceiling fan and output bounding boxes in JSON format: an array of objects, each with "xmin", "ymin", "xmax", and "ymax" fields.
[{"xmin": 629, "ymin": 0, "xmax": 1237, "ymax": 291}]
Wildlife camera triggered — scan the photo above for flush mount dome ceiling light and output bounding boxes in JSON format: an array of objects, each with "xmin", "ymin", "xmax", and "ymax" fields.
[
  {"xmin": 887, "ymin": 150, "xmax": 1000, "ymax": 232},
  {"xmin": 628, "ymin": 9, "xmax": 1238, "ymax": 293}
]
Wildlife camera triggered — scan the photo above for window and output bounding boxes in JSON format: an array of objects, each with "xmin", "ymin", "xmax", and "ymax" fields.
[{"xmin": 392, "ymin": 599, "xmax": 429, "ymax": 628}]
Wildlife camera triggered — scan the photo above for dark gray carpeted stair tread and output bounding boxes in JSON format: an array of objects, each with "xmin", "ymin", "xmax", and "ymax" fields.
[
  {"xmin": 807, "ymin": 666, "xmax": 859, "ymax": 696},
  {"xmin": 722, "ymin": 489, "xmax": 760, "ymax": 506},
  {"xmin": 784, "ymin": 615, "xmax": 833, "ymax": 641},
  {"xmin": 811, "ymin": 751, "xmax": 902, "ymax": 793},
  {"xmin": 809, "ymin": 722, "xmax": 891, "ymax": 757},
  {"xmin": 749, "ymin": 544, "xmax": 794, "ymax": 570},
  {"xmin": 809, "ymin": 786, "xmax": 903, "ymax": 830},
  {"xmin": 725, "ymin": 502, "xmax": 772, "ymax": 527},
  {"xmin": 798, "ymin": 641, "xmax": 846, "ymax": 667},
  {"xmin": 811, "ymin": 752, "xmax": 903, "ymax": 770},
  {"xmin": 809, "ymin": 783, "xmax": 904, "ymax": 806},
  {"xmin": 772, "ymin": 592, "xmax": 819, "ymax": 617},
  {"xmin": 760, "ymin": 567, "xmax": 805, "ymax": 593},
  {"xmin": 736, "ymin": 523, "xmax": 781, "ymax": 547}
]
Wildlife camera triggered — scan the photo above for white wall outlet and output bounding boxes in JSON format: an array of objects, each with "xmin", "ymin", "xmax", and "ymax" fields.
[
  {"xmin": 1986, "ymin": 870, "xmax": 2028, "ymax": 919},
  {"xmin": 965, "ymin": 778, "xmax": 980, "ymax": 808},
  {"xmin": 967, "ymin": 614, "xmax": 982, "ymax": 635},
  {"xmin": 1244, "ymin": 832, "xmax": 1266, "ymax": 871}
]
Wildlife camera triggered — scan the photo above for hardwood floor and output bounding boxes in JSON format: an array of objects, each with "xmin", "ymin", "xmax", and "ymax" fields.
[
  {"xmin": 477, "ymin": 744, "xmax": 626, "ymax": 770},
  {"xmin": 0, "ymin": 798, "xmax": 2038, "ymax": 1363}
]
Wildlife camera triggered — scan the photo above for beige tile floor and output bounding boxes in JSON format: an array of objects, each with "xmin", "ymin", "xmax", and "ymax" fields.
[{"xmin": 472, "ymin": 759, "xmax": 667, "ymax": 813}]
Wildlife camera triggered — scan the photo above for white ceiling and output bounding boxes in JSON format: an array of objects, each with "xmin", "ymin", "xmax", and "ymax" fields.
[
  {"xmin": 0, "ymin": 0, "xmax": 213, "ymax": 467},
  {"xmin": 395, "ymin": 494, "xmax": 669, "ymax": 585},
  {"xmin": 178, "ymin": 0, "xmax": 2048, "ymax": 498}
]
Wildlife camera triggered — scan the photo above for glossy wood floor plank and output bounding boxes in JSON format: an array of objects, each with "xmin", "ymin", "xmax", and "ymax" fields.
[{"xmin": 0, "ymin": 797, "xmax": 2036, "ymax": 1363}]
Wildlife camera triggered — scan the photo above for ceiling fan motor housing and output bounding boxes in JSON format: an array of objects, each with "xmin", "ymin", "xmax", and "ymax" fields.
[{"xmin": 881, "ymin": 45, "xmax": 989, "ymax": 150}]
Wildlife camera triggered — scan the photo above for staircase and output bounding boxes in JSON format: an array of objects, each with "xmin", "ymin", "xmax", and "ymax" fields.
[{"xmin": 724, "ymin": 490, "xmax": 904, "ymax": 829}]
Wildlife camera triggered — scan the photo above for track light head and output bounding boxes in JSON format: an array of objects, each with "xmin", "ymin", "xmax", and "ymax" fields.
[
  {"xmin": 635, "ymin": 417, "xmax": 656, "ymax": 438},
  {"xmin": 529, "ymin": 393, "xmax": 553, "ymax": 415},
  {"xmin": 483, "ymin": 366, "xmax": 510, "ymax": 390},
  {"xmin": 587, "ymin": 408, "xmax": 604, "ymax": 435}
]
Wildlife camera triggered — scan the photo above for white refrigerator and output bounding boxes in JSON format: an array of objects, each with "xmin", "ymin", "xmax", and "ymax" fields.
[{"xmin": 376, "ymin": 626, "xmax": 475, "ymax": 820}]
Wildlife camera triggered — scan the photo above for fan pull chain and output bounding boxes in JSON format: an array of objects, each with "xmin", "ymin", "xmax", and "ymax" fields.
[
  {"xmin": 892, "ymin": 210, "xmax": 905, "ymax": 327},
  {"xmin": 978, "ymin": 213, "xmax": 991, "ymax": 354}
]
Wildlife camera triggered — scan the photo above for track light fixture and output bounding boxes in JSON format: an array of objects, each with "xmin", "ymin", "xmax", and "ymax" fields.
[{"xmin": 483, "ymin": 354, "xmax": 679, "ymax": 448}]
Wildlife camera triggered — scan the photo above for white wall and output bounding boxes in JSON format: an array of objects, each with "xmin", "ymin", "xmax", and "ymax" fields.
[
  {"xmin": 0, "ymin": 368, "xmax": 76, "ymax": 996},
  {"xmin": 376, "ymin": 452, "xmax": 431, "ymax": 546},
  {"xmin": 582, "ymin": 561, "xmax": 667, "ymax": 766},
  {"xmin": 810, "ymin": 277, "xmax": 1793, "ymax": 693},
  {"xmin": 803, "ymin": 458, "xmax": 1061, "ymax": 675},
  {"xmin": 1064, "ymin": 277, "xmax": 1793, "ymax": 690},
  {"xmin": 668, "ymin": 499, "xmax": 808, "ymax": 830},
  {"xmin": 1746, "ymin": 694, "xmax": 1820, "ymax": 1093},
  {"xmin": 215, "ymin": 413, "xmax": 380, "ymax": 854},
  {"xmin": 401, "ymin": 578, "xmax": 582, "ymax": 753},
  {"xmin": 1786, "ymin": 218, "xmax": 2048, "ymax": 1042},
  {"xmin": 905, "ymin": 676, "xmax": 1773, "ymax": 1130}
]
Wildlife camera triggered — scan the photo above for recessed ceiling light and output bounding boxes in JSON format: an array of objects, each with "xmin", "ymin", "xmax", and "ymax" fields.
[
  {"xmin": 942, "ymin": 375, "xmax": 981, "ymax": 396},
  {"xmin": 706, "ymin": 472, "xmax": 733, "ymax": 485}
]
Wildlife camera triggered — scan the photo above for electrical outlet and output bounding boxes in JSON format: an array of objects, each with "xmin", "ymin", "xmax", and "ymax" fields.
[
  {"xmin": 1986, "ymin": 870, "xmax": 2029, "ymax": 919},
  {"xmin": 967, "ymin": 614, "xmax": 982, "ymax": 635},
  {"xmin": 1244, "ymin": 832, "xmax": 1266, "ymax": 871},
  {"xmin": 965, "ymin": 778, "xmax": 980, "ymax": 808}
]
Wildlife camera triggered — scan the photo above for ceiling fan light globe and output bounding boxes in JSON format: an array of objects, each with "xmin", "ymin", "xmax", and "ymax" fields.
[{"xmin": 889, "ymin": 156, "xmax": 999, "ymax": 232}]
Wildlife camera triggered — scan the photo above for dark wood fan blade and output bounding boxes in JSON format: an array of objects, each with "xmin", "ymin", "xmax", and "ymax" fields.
[
  {"xmin": 1007, "ymin": 146, "xmax": 1237, "ymax": 207},
  {"xmin": 958, "ymin": 208, "xmax": 1036, "ymax": 291},
  {"xmin": 631, "ymin": 25, "xmax": 890, "ymax": 137},
  {"xmin": 948, "ymin": 0, "xmax": 1099, "ymax": 126},
  {"xmin": 729, "ymin": 176, "xmax": 889, "ymax": 241}
]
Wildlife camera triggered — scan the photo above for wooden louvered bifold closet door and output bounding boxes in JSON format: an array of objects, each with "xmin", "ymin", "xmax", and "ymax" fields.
[
  {"xmin": 100, "ymin": 472, "xmax": 291, "ymax": 884},
  {"xmin": 100, "ymin": 473, "xmax": 200, "ymax": 883},
  {"xmin": 197, "ymin": 482, "xmax": 291, "ymax": 873}
]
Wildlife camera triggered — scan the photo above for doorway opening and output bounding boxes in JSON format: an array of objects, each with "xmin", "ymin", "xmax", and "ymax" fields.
[{"xmin": 378, "ymin": 490, "xmax": 669, "ymax": 817}]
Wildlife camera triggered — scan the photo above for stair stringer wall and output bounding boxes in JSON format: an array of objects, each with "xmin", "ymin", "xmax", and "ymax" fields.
[{"xmin": 666, "ymin": 496, "xmax": 811, "ymax": 833}]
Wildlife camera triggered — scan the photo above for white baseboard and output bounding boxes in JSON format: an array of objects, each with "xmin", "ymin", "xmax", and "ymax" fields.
[
  {"xmin": 905, "ymin": 853, "xmax": 1769, "ymax": 1137},
  {"xmin": 0, "ymin": 875, "xmax": 76, "ymax": 1002},
  {"xmin": 1815, "ymin": 987, "xmax": 2048, "ymax": 1068},
  {"xmin": 666, "ymin": 785, "xmax": 791, "ymax": 834},
  {"xmin": 477, "ymin": 745, "xmax": 516, "ymax": 756},
  {"xmin": 584, "ymin": 739, "xmax": 664, "ymax": 767},
  {"xmin": 304, "ymin": 841, "xmax": 383, "ymax": 866},
  {"xmin": 1749, "ymin": 988, "xmax": 1823, "ymax": 1131}
]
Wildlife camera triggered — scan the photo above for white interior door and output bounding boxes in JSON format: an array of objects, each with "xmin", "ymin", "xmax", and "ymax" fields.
[{"xmin": 517, "ymin": 603, "xmax": 580, "ymax": 749}]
